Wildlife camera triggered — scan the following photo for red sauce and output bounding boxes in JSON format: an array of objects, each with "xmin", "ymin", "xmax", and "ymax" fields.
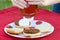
[
  {"xmin": 21, "ymin": 5, "xmax": 38, "ymax": 18},
  {"xmin": 36, "ymin": 21, "xmax": 42, "ymax": 25}
]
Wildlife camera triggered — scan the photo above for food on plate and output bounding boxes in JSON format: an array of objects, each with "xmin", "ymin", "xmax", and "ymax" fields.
[
  {"xmin": 24, "ymin": 27, "xmax": 41, "ymax": 36},
  {"xmin": 15, "ymin": 20, "xmax": 19, "ymax": 26},
  {"xmin": 14, "ymin": 19, "xmax": 30, "ymax": 28},
  {"xmin": 15, "ymin": 25, "xmax": 30, "ymax": 28},
  {"xmin": 6, "ymin": 28, "xmax": 23, "ymax": 35},
  {"xmin": 36, "ymin": 23, "xmax": 51, "ymax": 32},
  {"xmin": 36, "ymin": 21, "xmax": 42, "ymax": 25},
  {"xmin": 25, "ymin": 36, "xmax": 31, "ymax": 38},
  {"xmin": 19, "ymin": 19, "xmax": 30, "ymax": 27},
  {"xmin": 24, "ymin": 28, "xmax": 40, "ymax": 34},
  {"xmin": 6, "ymin": 25, "xmax": 12, "ymax": 28}
]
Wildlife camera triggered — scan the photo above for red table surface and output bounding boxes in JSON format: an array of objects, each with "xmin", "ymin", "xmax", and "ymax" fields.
[{"xmin": 0, "ymin": 6, "xmax": 60, "ymax": 40}]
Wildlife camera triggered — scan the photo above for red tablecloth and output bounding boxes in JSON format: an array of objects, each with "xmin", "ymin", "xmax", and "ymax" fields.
[{"xmin": 0, "ymin": 6, "xmax": 60, "ymax": 40}]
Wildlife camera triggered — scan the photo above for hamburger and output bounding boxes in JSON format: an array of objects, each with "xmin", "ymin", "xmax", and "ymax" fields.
[{"xmin": 23, "ymin": 27, "xmax": 41, "ymax": 37}]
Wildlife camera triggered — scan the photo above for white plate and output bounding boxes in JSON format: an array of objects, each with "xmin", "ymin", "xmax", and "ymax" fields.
[{"xmin": 4, "ymin": 20, "xmax": 54, "ymax": 38}]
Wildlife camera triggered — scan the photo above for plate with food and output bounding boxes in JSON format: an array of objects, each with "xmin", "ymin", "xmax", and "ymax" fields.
[{"xmin": 4, "ymin": 20, "xmax": 54, "ymax": 38}]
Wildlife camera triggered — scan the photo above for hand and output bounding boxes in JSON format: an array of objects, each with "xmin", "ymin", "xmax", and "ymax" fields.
[
  {"xmin": 11, "ymin": 0, "xmax": 27, "ymax": 9},
  {"xmin": 26, "ymin": 0, "xmax": 42, "ymax": 5},
  {"xmin": 26, "ymin": 0, "xmax": 60, "ymax": 6},
  {"xmin": 26, "ymin": 0, "xmax": 49, "ymax": 6}
]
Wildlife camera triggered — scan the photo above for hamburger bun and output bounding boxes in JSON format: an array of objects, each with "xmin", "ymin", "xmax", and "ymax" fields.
[{"xmin": 6, "ymin": 28, "xmax": 23, "ymax": 35}]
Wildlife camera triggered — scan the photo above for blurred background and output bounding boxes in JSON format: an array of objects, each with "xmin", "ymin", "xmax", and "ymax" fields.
[{"xmin": 0, "ymin": 0, "xmax": 52, "ymax": 10}]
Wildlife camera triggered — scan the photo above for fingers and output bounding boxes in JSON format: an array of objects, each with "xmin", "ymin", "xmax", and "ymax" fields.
[
  {"xmin": 26, "ymin": 0, "xmax": 45, "ymax": 6},
  {"xmin": 12, "ymin": 2, "xmax": 24, "ymax": 9},
  {"xmin": 26, "ymin": 0, "xmax": 40, "ymax": 2},
  {"xmin": 18, "ymin": 0, "xmax": 27, "ymax": 5},
  {"xmin": 28, "ymin": 1, "xmax": 41, "ymax": 5},
  {"xmin": 11, "ymin": 0, "xmax": 27, "ymax": 9},
  {"xmin": 26, "ymin": 0, "xmax": 53, "ymax": 6},
  {"xmin": 26, "ymin": 0, "xmax": 42, "ymax": 5},
  {"xmin": 15, "ymin": 0, "xmax": 27, "ymax": 8}
]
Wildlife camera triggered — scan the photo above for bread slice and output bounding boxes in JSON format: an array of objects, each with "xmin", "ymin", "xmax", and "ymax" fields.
[
  {"xmin": 6, "ymin": 28, "xmax": 23, "ymax": 35},
  {"xmin": 36, "ymin": 23, "xmax": 51, "ymax": 32}
]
